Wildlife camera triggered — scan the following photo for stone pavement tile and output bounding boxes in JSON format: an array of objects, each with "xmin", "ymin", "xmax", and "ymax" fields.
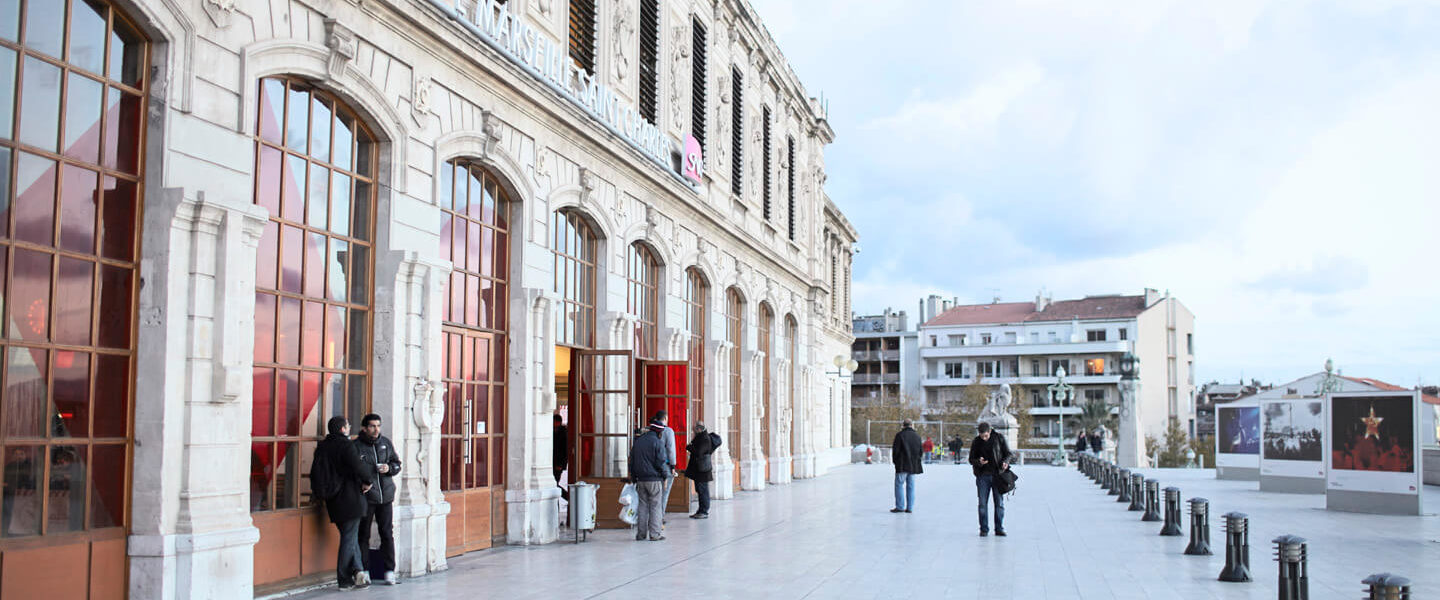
[{"xmin": 289, "ymin": 463, "xmax": 1439, "ymax": 599}]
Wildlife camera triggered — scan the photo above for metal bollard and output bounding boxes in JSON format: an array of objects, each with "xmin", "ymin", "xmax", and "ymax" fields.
[
  {"xmin": 1272, "ymin": 534, "xmax": 1308, "ymax": 600},
  {"xmin": 1128, "ymin": 473, "xmax": 1145, "ymax": 511},
  {"xmin": 1116, "ymin": 469, "xmax": 1132, "ymax": 503},
  {"xmin": 1184, "ymin": 497, "xmax": 1212, "ymax": 555},
  {"xmin": 1362, "ymin": 573, "xmax": 1412, "ymax": 600},
  {"xmin": 1100, "ymin": 463, "xmax": 1112, "ymax": 489},
  {"xmin": 1218, "ymin": 512, "xmax": 1252, "ymax": 582},
  {"xmin": 1142, "ymin": 479, "xmax": 1162, "ymax": 522},
  {"xmin": 1159, "ymin": 487, "xmax": 1183, "ymax": 536},
  {"xmin": 1108, "ymin": 465, "xmax": 1122, "ymax": 496}
]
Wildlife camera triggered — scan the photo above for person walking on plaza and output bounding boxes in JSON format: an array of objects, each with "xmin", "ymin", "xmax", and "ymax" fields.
[
  {"xmin": 554, "ymin": 413, "xmax": 569, "ymax": 500},
  {"xmin": 683, "ymin": 422, "xmax": 722, "ymax": 519},
  {"xmin": 890, "ymin": 419, "xmax": 923, "ymax": 513},
  {"xmin": 1088, "ymin": 429, "xmax": 1104, "ymax": 455},
  {"xmin": 653, "ymin": 410, "xmax": 677, "ymax": 521},
  {"xmin": 312, "ymin": 416, "xmax": 374, "ymax": 590},
  {"xmin": 628, "ymin": 418, "xmax": 669, "ymax": 540},
  {"xmin": 969, "ymin": 422, "xmax": 1014, "ymax": 536},
  {"xmin": 949, "ymin": 436, "xmax": 964, "ymax": 464},
  {"xmin": 1074, "ymin": 431, "xmax": 1089, "ymax": 455},
  {"xmin": 922, "ymin": 436, "xmax": 935, "ymax": 464},
  {"xmin": 354, "ymin": 414, "xmax": 402, "ymax": 585}
]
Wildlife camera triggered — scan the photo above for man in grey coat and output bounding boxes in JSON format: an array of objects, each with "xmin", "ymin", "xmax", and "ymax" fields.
[{"xmin": 653, "ymin": 410, "xmax": 677, "ymax": 521}]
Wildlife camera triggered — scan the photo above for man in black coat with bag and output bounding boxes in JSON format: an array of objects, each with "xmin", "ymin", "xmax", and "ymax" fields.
[
  {"xmin": 682, "ymin": 422, "xmax": 722, "ymax": 519},
  {"xmin": 313, "ymin": 416, "xmax": 375, "ymax": 590},
  {"xmin": 969, "ymin": 422, "xmax": 1015, "ymax": 536},
  {"xmin": 890, "ymin": 419, "xmax": 923, "ymax": 513}
]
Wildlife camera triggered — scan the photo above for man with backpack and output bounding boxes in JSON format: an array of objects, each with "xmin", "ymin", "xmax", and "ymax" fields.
[
  {"xmin": 968, "ymin": 422, "xmax": 1015, "ymax": 537},
  {"xmin": 312, "ymin": 416, "xmax": 375, "ymax": 590}
]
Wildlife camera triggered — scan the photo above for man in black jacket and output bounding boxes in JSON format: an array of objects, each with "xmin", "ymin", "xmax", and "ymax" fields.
[
  {"xmin": 355, "ymin": 413, "xmax": 402, "ymax": 585},
  {"xmin": 890, "ymin": 419, "xmax": 923, "ymax": 513},
  {"xmin": 682, "ymin": 422, "xmax": 722, "ymax": 519},
  {"xmin": 628, "ymin": 420, "xmax": 669, "ymax": 541},
  {"xmin": 316, "ymin": 416, "xmax": 374, "ymax": 589},
  {"xmin": 968, "ymin": 422, "xmax": 1014, "ymax": 536}
]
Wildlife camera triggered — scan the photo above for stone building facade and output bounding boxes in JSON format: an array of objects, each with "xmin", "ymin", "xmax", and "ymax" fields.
[{"xmin": 0, "ymin": 0, "xmax": 858, "ymax": 597}]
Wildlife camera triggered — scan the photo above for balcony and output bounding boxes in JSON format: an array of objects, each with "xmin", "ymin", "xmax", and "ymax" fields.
[
  {"xmin": 852, "ymin": 349, "xmax": 900, "ymax": 361},
  {"xmin": 921, "ymin": 374, "xmax": 1120, "ymax": 387},
  {"xmin": 853, "ymin": 373, "xmax": 901, "ymax": 385},
  {"xmin": 918, "ymin": 339, "xmax": 1129, "ymax": 358}
]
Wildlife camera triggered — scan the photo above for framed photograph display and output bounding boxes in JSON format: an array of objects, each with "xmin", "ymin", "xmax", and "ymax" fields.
[
  {"xmin": 1259, "ymin": 399, "xmax": 1325, "ymax": 493},
  {"xmin": 1325, "ymin": 391, "xmax": 1422, "ymax": 515},
  {"xmin": 1215, "ymin": 404, "xmax": 1260, "ymax": 480}
]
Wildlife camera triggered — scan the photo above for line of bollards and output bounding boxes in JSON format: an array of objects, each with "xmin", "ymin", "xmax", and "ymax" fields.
[
  {"xmin": 1116, "ymin": 469, "xmax": 1131, "ymax": 504},
  {"xmin": 1159, "ymin": 487, "xmax": 1183, "ymax": 536},
  {"xmin": 1184, "ymin": 497, "xmax": 1212, "ymax": 555},
  {"xmin": 1219, "ymin": 512, "xmax": 1252, "ymax": 582},
  {"xmin": 1142, "ymin": 479, "xmax": 1162, "ymax": 522}
]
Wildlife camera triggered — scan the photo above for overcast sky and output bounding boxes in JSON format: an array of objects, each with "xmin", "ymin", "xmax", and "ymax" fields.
[{"xmin": 748, "ymin": 0, "xmax": 1440, "ymax": 388}]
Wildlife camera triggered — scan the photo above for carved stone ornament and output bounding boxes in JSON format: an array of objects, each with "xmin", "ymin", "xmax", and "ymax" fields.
[
  {"xmin": 411, "ymin": 75, "xmax": 433, "ymax": 126},
  {"xmin": 411, "ymin": 379, "xmax": 446, "ymax": 433},
  {"xmin": 536, "ymin": 0, "xmax": 553, "ymax": 16},
  {"xmin": 612, "ymin": 1, "xmax": 634, "ymax": 82},
  {"xmin": 324, "ymin": 19, "xmax": 357, "ymax": 82},
  {"xmin": 669, "ymin": 24, "xmax": 690, "ymax": 129},
  {"xmin": 478, "ymin": 109, "xmax": 503, "ymax": 161},
  {"xmin": 532, "ymin": 148, "xmax": 552, "ymax": 188},
  {"xmin": 202, "ymin": 0, "xmax": 235, "ymax": 28},
  {"xmin": 579, "ymin": 167, "xmax": 598, "ymax": 205}
]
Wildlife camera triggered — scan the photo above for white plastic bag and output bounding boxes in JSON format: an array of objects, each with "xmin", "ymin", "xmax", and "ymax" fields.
[{"xmin": 617, "ymin": 483, "xmax": 638, "ymax": 525}]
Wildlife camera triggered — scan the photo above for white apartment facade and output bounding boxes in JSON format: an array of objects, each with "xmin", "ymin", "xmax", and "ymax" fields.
[
  {"xmin": 0, "ymin": 0, "xmax": 858, "ymax": 597},
  {"xmin": 918, "ymin": 290, "xmax": 1195, "ymax": 447},
  {"xmin": 850, "ymin": 308, "xmax": 921, "ymax": 408}
]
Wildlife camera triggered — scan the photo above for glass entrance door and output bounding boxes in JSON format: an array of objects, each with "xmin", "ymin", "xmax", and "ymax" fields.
[
  {"xmin": 638, "ymin": 361, "xmax": 688, "ymax": 512},
  {"xmin": 440, "ymin": 328, "xmax": 506, "ymax": 556},
  {"xmin": 569, "ymin": 350, "xmax": 632, "ymax": 528}
]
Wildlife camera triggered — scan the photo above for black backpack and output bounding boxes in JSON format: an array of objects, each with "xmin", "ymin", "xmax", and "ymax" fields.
[
  {"xmin": 310, "ymin": 446, "xmax": 342, "ymax": 501},
  {"xmin": 995, "ymin": 468, "xmax": 1019, "ymax": 495}
]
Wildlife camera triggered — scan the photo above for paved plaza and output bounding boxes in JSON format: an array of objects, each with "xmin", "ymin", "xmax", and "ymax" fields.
[{"xmin": 291, "ymin": 464, "xmax": 1439, "ymax": 599}]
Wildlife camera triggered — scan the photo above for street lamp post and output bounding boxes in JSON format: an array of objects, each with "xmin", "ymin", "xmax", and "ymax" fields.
[{"xmin": 1048, "ymin": 366, "xmax": 1075, "ymax": 466}]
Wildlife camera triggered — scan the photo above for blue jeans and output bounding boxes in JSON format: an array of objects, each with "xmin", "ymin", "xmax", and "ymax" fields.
[
  {"xmin": 893, "ymin": 472, "xmax": 916, "ymax": 511},
  {"xmin": 976, "ymin": 473, "xmax": 1005, "ymax": 532},
  {"xmin": 334, "ymin": 517, "xmax": 364, "ymax": 585}
]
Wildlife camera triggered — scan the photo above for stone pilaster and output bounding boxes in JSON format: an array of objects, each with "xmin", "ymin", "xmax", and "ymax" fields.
[
  {"xmin": 129, "ymin": 189, "xmax": 266, "ymax": 600},
  {"xmin": 739, "ymin": 349, "xmax": 767, "ymax": 491},
  {"xmin": 709, "ymin": 339, "xmax": 736, "ymax": 499},
  {"xmin": 506, "ymin": 288, "xmax": 562, "ymax": 545}
]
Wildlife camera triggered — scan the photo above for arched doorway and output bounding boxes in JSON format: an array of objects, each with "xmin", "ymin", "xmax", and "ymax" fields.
[
  {"xmin": 249, "ymin": 75, "xmax": 378, "ymax": 589},
  {"xmin": 437, "ymin": 159, "xmax": 510, "ymax": 556},
  {"xmin": 723, "ymin": 288, "xmax": 743, "ymax": 490},
  {"xmin": 0, "ymin": 0, "xmax": 146, "ymax": 596}
]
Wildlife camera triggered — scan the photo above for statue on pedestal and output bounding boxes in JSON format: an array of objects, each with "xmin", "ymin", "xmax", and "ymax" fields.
[{"xmin": 980, "ymin": 384, "xmax": 1019, "ymax": 432}]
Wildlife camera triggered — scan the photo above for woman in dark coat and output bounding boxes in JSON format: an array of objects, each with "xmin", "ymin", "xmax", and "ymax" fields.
[
  {"xmin": 1074, "ymin": 432, "xmax": 1088, "ymax": 455},
  {"xmin": 683, "ymin": 422, "xmax": 722, "ymax": 519}
]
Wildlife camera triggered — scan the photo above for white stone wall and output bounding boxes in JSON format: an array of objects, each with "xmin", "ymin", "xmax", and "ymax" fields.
[{"xmin": 119, "ymin": 0, "xmax": 855, "ymax": 597}]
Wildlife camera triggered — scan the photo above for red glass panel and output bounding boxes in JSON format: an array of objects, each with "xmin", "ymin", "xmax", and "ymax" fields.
[
  {"xmin": 102, "ymin": 88, "xmax": 142, "ymax": 175},
  {"xmin": 474, "ymin": 337, "xmax": 490, "ymax": 381},
  {"xmin": 459, "ymin": 332, "xmax": 473, "ymax": 382},
  {"xmin": 279, "ymin": 225, "xmax": 302, "ymax": 292},
  {"xmin": 253, "ymin": 293, "xmax": 276, "ymax": 363},
  {"xmin": 478, "ymin": 278, "xmax": 492, "ymax": 330},
  {"xmin": 90, "ymin": 444, "xmax": 125, "ymax": 529},
  {"xmin": 302, "ymin": 232, "xmax": 324, "ymax": 297},
  {"xmin": 256, "ymin": 222, "xmax": 278, "ymax": 291},
  {"xmin": 96, "ymin": 264, "xmax": 132, "ymax": 348},
  {"xmin": 3, "ymin": 346, "xmax": 47, "ymax": 437},
  {"xmin": 294, "ymin": 371, "xmax": 316, "ymax": 438},
  {"xmin": 9, "ymin": 249, "xmax": 52, "ymax": 342},
  {"xmin": 255, "ymin": 146, "xmax": 282, "ymax": 217},
  {"xmin": 91, "ymin": 353, "xmax": 129, "ymax": 438},
  {"xmin": 276, "ymin": 297, "xmax": 300, "ymax": 365},
  {"xmin": 464, "ymin": 274, "xmax": 479, "ymax": 326},
  {"xmin": 445, "ymin": 333, "xmax": 460, "ymax": 379},
  {"xmin": 14, "ymin": 152, "xmax": 56, "ymax": 246},
  {"xmin": 252, "ymin": 367, "xmax": 274, "ymax": 437},
  {"xmin": 281, "ymin": 154, "xmax": 305, "ymax": 223},
  {"xmin": 100, "ymin": 176, "xmax": 137, "ymax": 261},
  {"xmin": 466, "ymin": 221, "xmax": 481, "ymax": 273},
  {"xmin": 494, "ymin": 231, "xmax": 508, "ymax": 280},
  {"xmin": 444, "ymin": 382, "xmax": 462, "ymax": 436},
  {"xmin": 493, "ymin": 282, "xmax": 507, "ymax": 331},
  {"xmin": 1, "ymin": 446, "xmax": 42, "ymax": 537},
  {"xmin": 59, "ymin": 165, "xmax": 98, "ymax": 254},
  {"xmin": 52, "ymin": 351, "xmax": 91, "ymax": 437},
  {"xmin": 472, "ymin": 437, "xmax": 488, "ymax": 487},
  {"xmin": 54, "ymin": 257, "xmax": 94, "ymax": 346},
  {"xmin": 472, "ymin": 384, "xmax": 489, "ymax": 435},
  {"xmin": 258, "ymin": 78, "xmax": 285, "ymax": 144},
  {"xmin": 64, "ymin": 72, "xmax": 104, "ymax": 163},
  {"xmin": 301, "ymin": 301, "xmax": 322, "ymax": 367},
  {"xmin": 440, "ymin": 438, "xmax": 461, "ymax": 492},
  {"xmin": 249, "ymin": 441, "xmax": 273, "ymax": 511}
]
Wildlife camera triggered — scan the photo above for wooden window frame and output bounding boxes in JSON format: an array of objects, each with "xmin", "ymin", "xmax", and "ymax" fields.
[
  {"xmin": 724, "ymin": 288, "xmax": 743, "ymax": 453},
  {"xmin": 683, "ymin": 269, "xmax": 708, "ymax": 429},
  {"xmin": 552, "ymin": 209, "xmax": 598, "ymax": 349},
  {"xmin": 757, "ymin": 303, "xmax": 772, "ymax": 457},
  {"xmin": 625, "ymin": 243, "xmax": 659, "ymax": 359}
]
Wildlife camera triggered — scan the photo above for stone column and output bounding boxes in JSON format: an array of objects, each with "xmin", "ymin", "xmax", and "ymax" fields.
[
  {"xmin": 739, "ymin": 349, "xmax": 767, "ymax": 491},
  {"xmin": 769, "ymin": 356, "xmax": 793, "ymax": 485},
  {"xmin": 372, "ymin": 251, "xmax": 452, "ymax": 576},
  {"xmin": 793, "ymin": 364, "xmax": 819, "ymax": 479},
  {"xmin": 506, "ymin": 288, "xmax": 562, "ymax": 545},
  {"xmin": 1118, "ymin": 379, "xmax": 1144, "ymax": 468},
  {"xmin": 709, "ymin": 339, "xmax": 736, "ymax": 499},
  {"xmin": 129, "ymin": 190, "xmax": 266, "ymax": 600}
]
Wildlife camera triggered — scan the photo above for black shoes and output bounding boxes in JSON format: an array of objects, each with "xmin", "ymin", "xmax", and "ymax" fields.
[
  {"xmin": 890, "ymin": 508, "xmax": 905, "ymax": 513},
  {"xmin": 904, "ymin": 509, "xmax": 912, "ymax": 513},
  {"xmin": 689, "ymin": 512, "xmax": 709, "ymax": 519},
  {"xmin": 979, "ymin": 530, "xmax": 988, "ymax": 536},
  {"xmin": 995, "ymin": 530, "xmax": 1007, "ymax": 537}
]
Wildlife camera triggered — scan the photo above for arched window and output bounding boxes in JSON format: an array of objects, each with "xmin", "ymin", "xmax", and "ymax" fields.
[
  {"xmin": 758, "ymin": 303, "xmax": 773, "ymax": 461},
  {"xmin": 683, "ymin": 269, "xmax": 708, "ymax": 425},
  {"xmin": 551, "ymin": 209, "xmax": 597, "ymax": 348},
  {"xmin": 0, "ymin": 0, "xmax": 146, "ymax": 544},
  {"xmin": 436, "ymin": 159, "xmax": 510, "ymax": 506},
  {"xmin": 724, "ymin": 288, "xmax": 743, "ymax": 453},
  {"xmin": 251, "ymin": 76, "xmax": 377, "ymax": 513},
  {"xmin": 625, "ymin": 242, "xmax": 659, "ymax": 359}
]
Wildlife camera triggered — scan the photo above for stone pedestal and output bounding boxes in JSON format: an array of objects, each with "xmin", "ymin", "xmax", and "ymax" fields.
[{"xmin": 1118, "ymin": 380, "xmax": 1144, "ymax": 468}]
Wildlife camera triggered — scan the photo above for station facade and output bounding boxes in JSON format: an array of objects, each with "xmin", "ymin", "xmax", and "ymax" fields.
[{"xmin": 0, "ymin": 0, "xmax": 858, "ymax": 596}]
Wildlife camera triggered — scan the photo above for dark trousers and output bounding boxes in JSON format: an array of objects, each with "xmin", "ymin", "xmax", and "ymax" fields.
[
  {"xmin": 358, "ymin": 502, "xmax": 395, "ymax": 573},
  {"xmin": 695, "ymin": 480, "xmax": 711, "ymax": 514},
  {"xmin": 555, "ymin": 467, "xmax": 568, "ymax": 500},
  {"xmin": 334, "ymin": 517, "xmax": 364, "ymax": 585},
  {"xmin": 976, "ymin": 473, "xmax": 1005, "ymax": 533}
]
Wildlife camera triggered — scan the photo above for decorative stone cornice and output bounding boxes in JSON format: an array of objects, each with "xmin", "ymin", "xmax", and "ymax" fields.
[{"xmin": 324, "ymin": 18, "xmax": 356, "ymax": 82}]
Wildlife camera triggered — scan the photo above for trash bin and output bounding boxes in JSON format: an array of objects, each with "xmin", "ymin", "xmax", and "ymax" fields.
[{"xmin": 569, "ymin": 482, "xmax": 598, "ymax": 543}]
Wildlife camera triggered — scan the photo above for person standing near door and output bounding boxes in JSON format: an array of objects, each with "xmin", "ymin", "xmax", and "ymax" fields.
[
  {"xmin": 554, "ymin": 413, "xmax": 569, "ymax": 500},
  {"xmin": 683, "ymin": 422, "xmax": 722, "ymax": 519},
  {"xmin": 890, "ymin": 419, "xmax": 923, "ymax": 513},
  {"xmin": 355, "ymin": 413, "xmax": 402, "ymax": 585},
  {"xmin": 653, "ymin": 410, "xmax": 677, "ymax": 519},
  {"xmin": 628, "ymin": 418, "xmax": 669, "ymax": 541},
  {"xmin": 313, "ymin": 416, "xmax": 374, "ymax": 590}
]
